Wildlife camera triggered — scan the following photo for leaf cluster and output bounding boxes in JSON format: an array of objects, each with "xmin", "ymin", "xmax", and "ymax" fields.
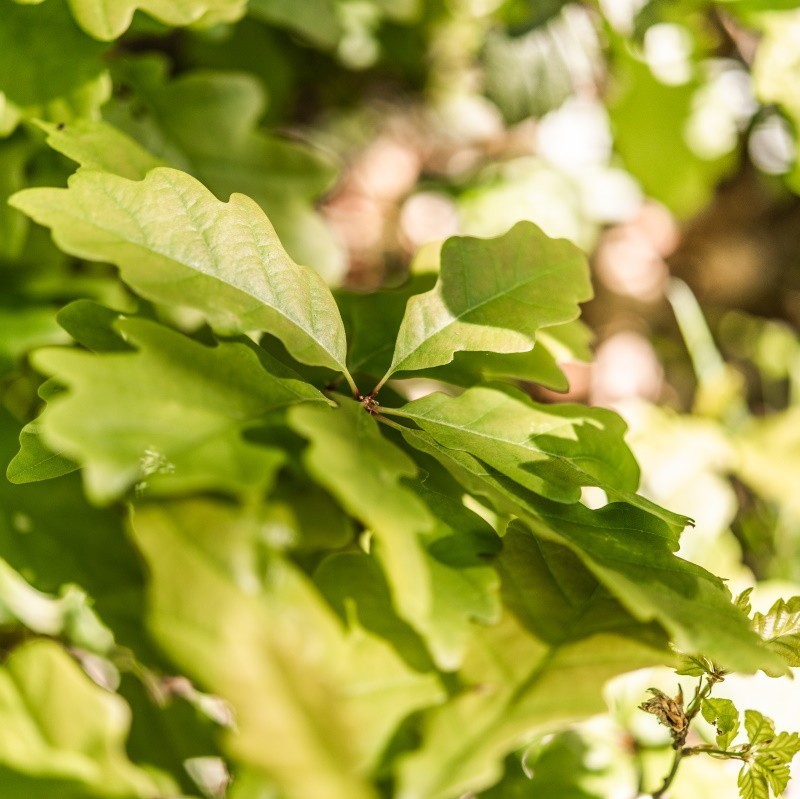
[{"xmin": 1, "ymin": 2, "xmax": 800, "ymax": 798}]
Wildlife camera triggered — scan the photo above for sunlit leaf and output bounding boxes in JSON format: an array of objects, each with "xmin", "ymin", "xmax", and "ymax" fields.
[
  {"xmin": 57, "ymin": 0, "xmax": 247, "ymax": 41},
  {"xmin": 105, "ymin": 58, "xmax": 344, "ymax": 281},
  {"xmin": 378, "ymin": 221, "xmax": 591, "ymax": 387},
  {"xmin": 11, "ymin": 167, "xmax": 352, "ymax": 376},
  {"xmin": 0, "ymin": 640, "xmax": 176, "ymax": 798},
  {"xmin": 36, "ymin": 119, "xmax": 163, "ymax": 180},
  {"xmin": 701, "ymin": 698, "xmax": 739, "ymax": 749},
  {"xmin": 393, "ymin": 384, "xmax": 657, "ymax": 511},
  {"xmin": 751, "ymin": 596, "xmax": 800, "ymax": 669}
]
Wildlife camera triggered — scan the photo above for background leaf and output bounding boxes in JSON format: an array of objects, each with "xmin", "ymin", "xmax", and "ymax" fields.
[
  {"xmin": 0, "ymin": 640, "xmax": 176, "ymax": 798},
  {"xmin": 62, "ymin": 0, "xmax": 247, "ymax": 41}
]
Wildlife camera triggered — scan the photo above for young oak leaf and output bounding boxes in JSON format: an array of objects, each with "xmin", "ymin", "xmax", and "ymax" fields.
[
  {"xmin": 701, "ymin": 697, "xmax": 739, "ymax": 750},
  {"xmin": 738, "ymin": 711, "xmax": 800, "ymax": 799},
  {"xmin": 10, "ymin": 167, "xmax": 353, "ymax": 382},
  {"xmin": 390, "ymin": 383, "xmax": 687, "ymax": 527},
  {"xmin": 395, "ymin": 426, "xmax": 783, "ymax": 674},
  {"xmin": 375, "ymin": 221, "xmax": 592, "ymax": 390},
  {"xmin": 751, "ymin": 596, "xmax": 800, "ymax": 669},
  {"xmin": 26, "ymin": 317, "xmax": 326, "ymax": 503},
  {"xmin": 105, "ymin": 60, "xmax": 344, "ymax": 281}
]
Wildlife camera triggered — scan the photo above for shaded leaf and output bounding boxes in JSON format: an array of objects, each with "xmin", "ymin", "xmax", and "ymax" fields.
[
  {"xmin": 378, "ymin": 221, "xmax": 591, "ymax": 387},
  {"xmin": 6, "ymin": 420, "xmax": 78, "ymax": 485},
  {"xmin": 396, "ymin": 426, "xmax": 782, "ymax": 673},
  {"xmin": 0, "ymin": 0, "xmax": 107, "ymax": 108},
  {"xmin": 248, "ymin": 0, "xmax": 341, "ymax": 47},
  {"xmin": 0, "ymin": 407, "xmax": 153, "ymax": 659},
  {"xmin": 11, "ymin": 167, "xmax": 351, "ymax": 375},
  {"xmin": 288, "ymin": 400, "xmax": 436, "ymax": 652},
  {"xmin": 395, "ymin": 523, "xmax": 669, "ymax": 799}
]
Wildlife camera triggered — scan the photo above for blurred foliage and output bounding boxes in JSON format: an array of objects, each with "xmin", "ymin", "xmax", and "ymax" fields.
[{"xmin": 3, "ymin": 0, "xmax": 800, "ymax": 797}]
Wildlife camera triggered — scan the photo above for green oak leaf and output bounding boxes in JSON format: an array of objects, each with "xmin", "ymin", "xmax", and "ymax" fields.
[
  {"xmin": 11, "ymin": 167, "xmax": 353, "ymax": 378},
  {"xmin": 376, "ymin": 221, "xmax": 592, "ymax": 388},
  {"xmin": 45, "ymin": 0, "xmax": 248, "ymax": 41},
  {"xmin": 746, "ymin": 709, "xmax": 776, "ymax": 747},
  {"xmin": 24, "ymin": 317, "xmax": 326, "ymax": 502},
  {"xmin": 738, "ymin": 762, "xmax": 771, "ymax": 799},
  {"xmin": 36, "ymin": 119, "xmax": 163, "ymax": 180},
  {"xmin": 104, "ymin": 58, "xmax": 344, "ymax": 281},
  {"xmin": 288, "ymin": 399, "xmax": 436, "ymax": 653},
  {"xmin": 738, "ymin": 711, "xmax": 800, "ymax": 799},
  {"xmin": 701, "ymin": 697, "xmax": 739, "ymax": 749},
  {"xmin": 0, "ymin": 0, "xmax": 108, "ymax": 109},
  {"xmin": 130, "ymin": 499, "xmax": 442, "ymax": 796},
  {"xmin": 751, "ymin": 596, "xmax": 800, "ymax": 670},
  {"xmin": 396, "ymin": 426, "xmax": 783, "ymax": 673},
  {"xmin": 0, "ymin": 639, "xmax": 177, "ymax": 798},
  {"xmin": 394, "ymin": 523, "xmax": 669, "ymax": 799},
  {"xmin": 6, "ymin": 420, "xmax": 78, "ymax": 484},
  {"xmin": 392, "ymin": 384, "xmax": 667, "ymax": 515}
]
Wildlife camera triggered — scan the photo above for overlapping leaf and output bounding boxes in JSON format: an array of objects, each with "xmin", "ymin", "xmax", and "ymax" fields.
[
  {"xmin": 11, "ymin": 166, "xmax": 352, "ymax": 375},
  {"xmin": 288, "ymin": 399, "xmax": 436, "ymax": 652},
  {"xmin": 291, "ymin": 397, "xmax": 504, "ymax": 669},
  {"xmin": 105, "ymin": 59, "xmax": 344, "ymax": 280},
  {"xmin": 392, "ymin": 383, "xmax": 678, "ymax": 520},
  {"xmin": 22, "ymin": 316, "xmax": 325, "ymax": 503},
  {"xmin": 130, "ymin": 499, "xmax": 443, "ymax": 798},
  {"xmin": 396, "ymin": 426, "xmax": 781, "ymax": 673},
  {"xmin": 395, "ymin": 524, "xmax": 669, "ymax": 799},
  {"xmin": 376, "ymin": 221, "xmax": 592, "ymax": 388}
]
